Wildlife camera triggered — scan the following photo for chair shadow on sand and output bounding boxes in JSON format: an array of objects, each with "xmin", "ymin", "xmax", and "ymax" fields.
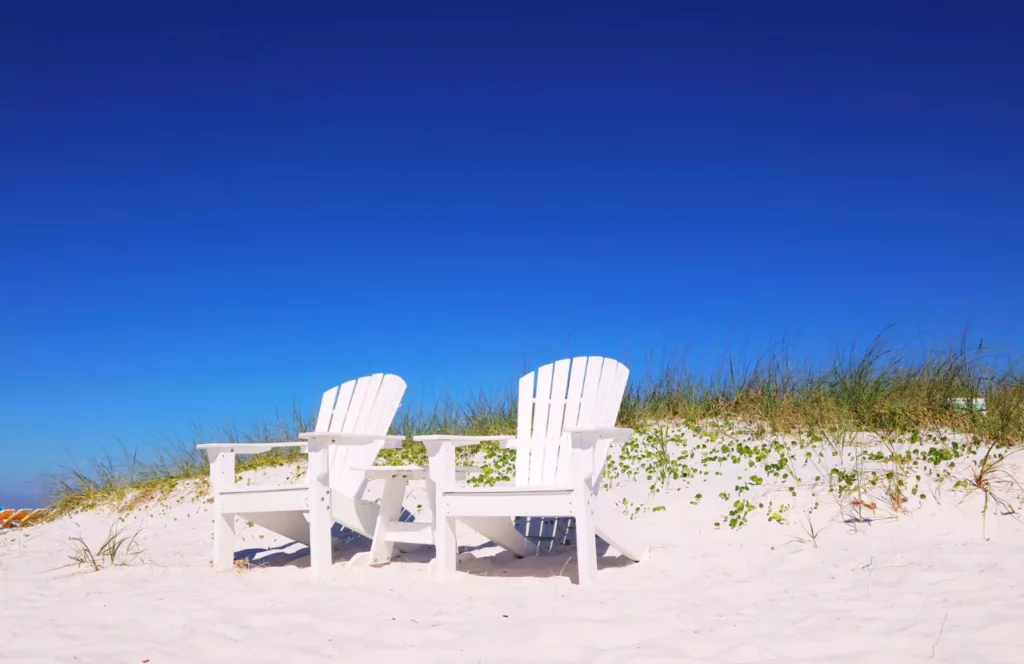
[
  {"xmin": 234, "ymin": 516, "xmax": 400, "ymax": 569},
  {"xmin": 234, "ymin": 514, "xmax": 637, "ymax": 582},
  {"xmin": 457, "ymin": 516, "xmax": 635, "ymax": 584},
  {"xmin": 234, "ymin": 524, "xmax": 370, "ymax": 569}
]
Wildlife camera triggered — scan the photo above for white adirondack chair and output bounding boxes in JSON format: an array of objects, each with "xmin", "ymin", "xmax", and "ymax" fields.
[
  {"xmin": 415, "ymin": 356, "xmax": 647, "ymax": 586},
  {"xmin": 198, "ymin": 373, "xmax": 435, "ymax": 579}
]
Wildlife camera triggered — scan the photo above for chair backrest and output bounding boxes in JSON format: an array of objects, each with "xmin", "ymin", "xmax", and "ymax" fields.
[
  {"xmin": 309, "ymin": 373, "xmax": 406, "ymax": 495},
  {"xmin": 514, "ymin": 357, "xmax": 629, "ymax": 487}
]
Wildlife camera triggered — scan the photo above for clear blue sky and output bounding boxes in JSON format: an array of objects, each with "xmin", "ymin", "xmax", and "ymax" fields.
[{"xmin": 1, "ymin": 1, "xmax": 1021, "ymax": 506}]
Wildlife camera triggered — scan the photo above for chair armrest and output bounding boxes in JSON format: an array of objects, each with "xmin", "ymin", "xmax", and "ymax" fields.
[
  {"xmin": 414, "ymin": 435, "xmax": 514, "ymax": 487},
  {"xmin": 299, "ymin": 432, "xmax": 408, "ymax": 446},
  {"xmin": 413, "ymin": 434, "xmax": 515, "ymax": 448},
  {"xmin": 196, "ymin": 441, "xmax": 306, "ymax": 455},
  {"xmin": 564, "ymin": 426, "xmax": 633, "ymax": 445}
]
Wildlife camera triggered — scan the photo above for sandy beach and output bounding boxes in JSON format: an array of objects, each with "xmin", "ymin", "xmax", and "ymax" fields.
[{"xmin": 3, "ymin": 428, "xmax": 1023, "ymax": 663}]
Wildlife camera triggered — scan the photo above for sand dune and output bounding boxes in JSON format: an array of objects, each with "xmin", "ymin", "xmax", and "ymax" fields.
[{"xmin": 3, "ymin": 431, "xmax": 1023, "ymax": 663}]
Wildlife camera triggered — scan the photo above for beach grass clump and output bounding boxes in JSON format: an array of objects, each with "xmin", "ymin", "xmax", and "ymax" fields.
[
  {"xmin": 621, "ymin": 332, "xmax": 1022, "ymax": 440},
  {"xmin": 64, "ymin": 522, "xmax": 144, "ymax": 572},
  {"xmin": 44, "ymin": 405, "xmax": 315, "ymax": 520}
]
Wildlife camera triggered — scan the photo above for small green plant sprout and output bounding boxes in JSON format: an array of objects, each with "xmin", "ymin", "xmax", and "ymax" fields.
[
  {"xmin": 766, "ymin": 503, "xmax": 789, "ymax": 525},
  {"xmin": 64, "ymin": 523, "xmax": 144, "ymax": 572},
  {"xmin": 726, "ymin": 499, "xmax": 756, "ymax": 529}
]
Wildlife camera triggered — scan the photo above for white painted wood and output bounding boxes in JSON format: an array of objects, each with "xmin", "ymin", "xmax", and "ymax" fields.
[
  {"xmin": 541, "ymin": 358, "xmax": 571, "ymax": 486},
  {"xmin": 416, "ymin": 434, "xmax": 515, "ymax": 444},
  {"xmin": 515, "ymin": 371, "xmax": 535, "ymax": 486},
  {"xmin": 335, "ymin": 374, "xmax": 403, "ymax": 496},
  {"xmin": 576, "ymin": 356, "xmax": 605, "ymax": 429},
  {"xmin": 594, "ymin": 360, "xmax": 629, "ymax": 475},
  {"xmin": 444, "ymin": 491, "xmax": 573, "ymax": 518},
  {"xmin": 327, "ymin": 374, "xmax": 375, "ymax": 493},
  {"xmin": 209, "ymin": 450, "xmax": 236, "ymax": 492},
  {"xmin": 548, "ymin": 358, "xmax": 572, "ymax": 430},
  {"xmin": 555, "ymin": 357, "xmax": 588, "ymax": 485},
  {"xmin": 220, "ymin": 483, "xmax": 316, "ymax": 495},
  {"xmin": 361, "ymin": 466, "xmax": 429, "ymax": 481},
  {"xmin": 573, "ymin": 487, "xmax": 598, "ymax": 586},
  {"xmin": 380, "ymin": 521, "xmax": 434, "ymax": 545},
  {"xmin": 593, "ymin": 496, "xmax": 648, "ymax": 561},
  {"xmin": 328, "ymin": 381, "xmax": 354, "ymax": 431},
  {"xmin": 563, "ymin": 357, "xmax": 588, "ymax": 428},
  {"xmin": 360, "ymin": 465, "xmax": 476, "ymax": 481},
  {"xmin": 531, "ymin": 362, "xmax": 554, "ymax": 439},
  {"xmin": 571, "ymin": 429, "xmax": 600, "ymax": 587},
  {"xmin": 443, "ymin": 484, "xmax": 573, "ymax": 494},
  {"xmin": 352, "ymin": 374, "xmax": 385, "ymax": 431},
  {"xmin": 220, "ymin": 487, "xmax": 308, "ymax": 513},
  {"xmin": 459, "ymin": 517, "xmax": 534, "ymax": 557},
  {"xmin": 317, "ymin": 386, "xmax": 341, "ymax": 432},
  {"xmin": 328, "ymin": 494, "xmax": 380, "ymax": 538},
  {"xmin": 198, "ymin": 373, "xmax": 443, "ymax": 578},
  {"xmin": 424, "ymin": 358, "xmax": 643, "ymax": 585},
  {"xmin": 213, "ymin": 510, "xmax": 235, "ymax": 571},
  {"xmin": 514, "ymin": 356, "xmax": 627, "ymax": 490},
  {"xmin": 365, "ymin": 477, "xmax": 405, "ymax": 565},
  {"xmin": 197, "ymin": 442, "xmax": 306, "ymax": 454},
  {"xmin": 434, "ymin": 516, "xmax": 458, "ymax": 577},
  {"xmin": 235, "ymin": 512, "xmax": 312, "ymax": 546},
  {"xmin": 209, "ymin": 450, "xmax": 236, "ymax": 570},
  {"xmin": 306, "ymin": 439, "xmax": 333, "ymax": 579},
  {"xmin": 563, "ymin": 425, "xmax": 633, "ymax": 439},
  {"xmin": 526, "ymin": 362, "xmax": 554, "ymax": 488},
  {"xmin": 300, "ymin": 433, "xmax": 407, "ymax": 445},
  {"xmin": 425, "ymin": 439, "xmax": 457, "ymax": 578}
]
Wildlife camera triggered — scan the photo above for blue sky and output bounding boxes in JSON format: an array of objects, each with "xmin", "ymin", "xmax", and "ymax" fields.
[{"xmin": 1, "ymin": 1, "xmax": 1021, "ymax": 506}]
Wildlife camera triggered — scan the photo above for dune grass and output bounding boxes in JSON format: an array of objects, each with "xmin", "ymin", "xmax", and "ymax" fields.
[
  {"xmin": 63, "ymin": 522, "xmax": 145, "ymax": 572},
  {"xmin": 621, "ymin": 332, "xmax": 1023, "ymax": 441},
  {"xmin": 39, "ymin": 331, "xmax": 1023, "ymax": 520},
  {"xmin": 44, "ymin": 406, "xmax": 314, "ymax": 518}
]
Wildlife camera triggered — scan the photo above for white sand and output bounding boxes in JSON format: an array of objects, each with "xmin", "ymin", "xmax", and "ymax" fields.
[{"xmin": 3, "ymin": 432, "xmax": 1024, "ymax": 663}]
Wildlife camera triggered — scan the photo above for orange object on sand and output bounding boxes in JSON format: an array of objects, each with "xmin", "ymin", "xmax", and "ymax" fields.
[
  {"xmin": 0, "ymin": 509, "xmax": 15, "ymax": 526},
  {"xmin": 0, "ymin": 509, "xmax": 34, "ymax": 528},
  {"xmin": 17, "ymin": 508, "xmax": 46, "ymax": 526}
]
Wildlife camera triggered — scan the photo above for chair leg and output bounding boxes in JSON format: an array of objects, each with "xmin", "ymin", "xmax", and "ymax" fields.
[
  {"xmin": 574, "ymin": 494, "xmax": 598, "ymax": 587},
  {"xmin": 308, "ymin": 487, "xmax": 333, "ymax": 580},
  {"xmin": 593, "ymin": 496, "xmax": 648, "ymax": 562},
  {"xmin": 426, "ymin": 443, "xmax": 458, "ymax": 578},
  {"xmin": 432, "ymin": 514, "xmax": 458, "ymax": 578},
  {"xmin": 461, "ymin": 516, "xmax": 533, "ymax": 558},
  {"xmin": 365, "ymin": 478, "xmax": 405, "ymax": 566},
  {"xmin": 208, "ymin": 450, "xmax": 237, "ymax": 571},
  {"xmin": 213, "ymin": 509, "xmax": 236, "ymax": 571}
]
